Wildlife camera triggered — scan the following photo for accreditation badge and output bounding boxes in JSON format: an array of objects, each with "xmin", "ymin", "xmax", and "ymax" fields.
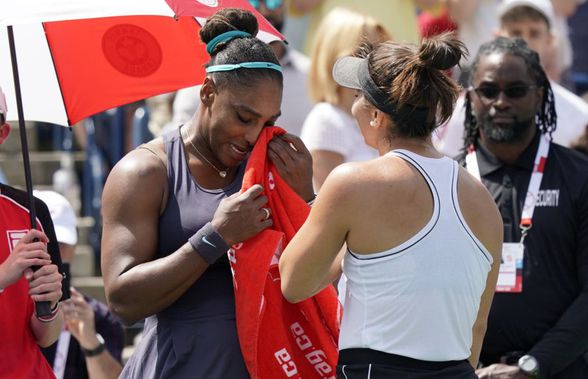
[{"xmin": 496, "ymin": 243, "xmax": 524, "ymax": 293}]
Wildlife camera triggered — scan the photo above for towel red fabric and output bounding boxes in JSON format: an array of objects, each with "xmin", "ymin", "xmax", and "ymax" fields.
[{"xmin": 230, "ymin": 126, "xmax": 341, "ymax": 379}]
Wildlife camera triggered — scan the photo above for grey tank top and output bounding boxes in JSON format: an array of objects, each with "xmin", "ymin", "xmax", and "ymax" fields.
[{"xmin": 120, "ymin": 127, "xmax": 250, "ymax": 379}]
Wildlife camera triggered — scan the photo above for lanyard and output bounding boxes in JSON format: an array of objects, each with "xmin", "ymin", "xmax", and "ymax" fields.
[
  {"xmin": 53, "ymin": 330, "xmax": 71, "ymax": 379},
  {"xmin": 465, "ymin": 135, "xmax": 550, "ymax": 241}
]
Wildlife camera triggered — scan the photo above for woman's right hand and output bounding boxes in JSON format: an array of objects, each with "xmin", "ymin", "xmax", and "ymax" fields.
[{"xmin": 211, "ymin": 184, "xmax": 273, "ymax": 246}]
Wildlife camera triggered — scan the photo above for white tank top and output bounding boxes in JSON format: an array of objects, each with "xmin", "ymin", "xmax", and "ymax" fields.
[{"xmin": 339, "ymin": 149, "xmax": 493, "ymax": 361}]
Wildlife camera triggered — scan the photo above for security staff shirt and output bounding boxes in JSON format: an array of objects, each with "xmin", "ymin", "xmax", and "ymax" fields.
[{"xmin": 465, "ymin": 132, "xmax": 588, "ymax": 378}]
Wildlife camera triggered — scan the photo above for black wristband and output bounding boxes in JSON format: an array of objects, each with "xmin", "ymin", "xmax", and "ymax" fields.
[
  {"xmin": 188, "ymin": 222, "xmax": 230, "ymax": 265},
  {"xmin": 36, "ymin": 302, "xmax": 60, "ymax": 323},
  {"xmin": 83, "ymin": 334, "xmax": 105, "ymax": 357}
]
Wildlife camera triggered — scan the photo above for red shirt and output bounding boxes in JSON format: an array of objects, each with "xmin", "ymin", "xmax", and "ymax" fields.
[{"xmin": 0, "ymin": 184, "xmax": 59, "ymax": 379}]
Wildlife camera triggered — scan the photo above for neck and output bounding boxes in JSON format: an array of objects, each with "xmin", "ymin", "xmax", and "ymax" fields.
[
  {"xmin": 183, "ymin": 123, "xmax": 229, "ymax": 178},
  {"xmin": 479, "ymin": 126, "xmax": 537, "ymax": 165},
  {"xmin": 378, "ymin": 135, "xmax": 441, "ymax": 158}
]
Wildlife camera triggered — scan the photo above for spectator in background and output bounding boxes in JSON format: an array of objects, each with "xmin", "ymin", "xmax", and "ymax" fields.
[
  {"xmin": 436, "ymin": 0, "xmax": 588, "ymax": 156},
  {"xmin": 34, "ymin": 190, "xmax": 124, "ymax": 379},
  {"xmin": 301, "ymin": 7, "xmax": 389, "ymax": 190},
  {"xmin": 169, "ymin": 0, "xmax": 313, "ymax": 137},
  {"xmin": 462, "ymin": 37, "xmax": 588, "ymax": 379},
  {"xmin": 546, "ymin": 0, "xmax": 584, "ymax": 84},
  {"xmin": 0, "ymin": 86, "xmax": 64, "ymax": 379},
  {"xmin": 418, "ymin": 2, "xmax": 457, "ymax": 39}
]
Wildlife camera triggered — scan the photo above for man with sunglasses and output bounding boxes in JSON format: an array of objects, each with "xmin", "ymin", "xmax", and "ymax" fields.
[
  {"xmin": 436, "ymin": 0, "xmax": 588, "ymax": 157},
  {"xmin": 462, "ymin": 37, "xmax": 588, "ymax": 379}
]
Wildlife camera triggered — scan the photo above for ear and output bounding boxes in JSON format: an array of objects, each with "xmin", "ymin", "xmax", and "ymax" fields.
[
  {"xmin": 200, "ymin": 76, "xmax": 217, "ymax": 106},
  {"xmin": 373, "ymin": 109, "xmax": 387, "ymax": 130},
  {"xmin": 0, "ymin": 122, "xmax": 11, "ymax": 144}
]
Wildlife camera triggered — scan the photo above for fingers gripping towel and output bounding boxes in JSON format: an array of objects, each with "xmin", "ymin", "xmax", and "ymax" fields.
[{"xmin": 230, "ymin": 126, "xmax": 341, "ymax": 379}]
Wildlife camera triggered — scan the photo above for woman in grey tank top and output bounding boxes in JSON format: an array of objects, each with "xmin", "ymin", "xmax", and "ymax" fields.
[{"xmin": 100, "ymin": 8, "xmax": 314, "ymax": 379}]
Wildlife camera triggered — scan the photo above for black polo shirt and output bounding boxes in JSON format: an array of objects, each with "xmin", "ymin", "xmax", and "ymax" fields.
[{"xmin": 464, "ymin": 132, "xmax": 588, "ymax": 377}]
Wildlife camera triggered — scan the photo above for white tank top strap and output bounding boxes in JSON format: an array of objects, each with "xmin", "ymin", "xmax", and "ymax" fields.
[{"xmin": 389, "ymin": 149, "xmax": 457, "ymax": 207}]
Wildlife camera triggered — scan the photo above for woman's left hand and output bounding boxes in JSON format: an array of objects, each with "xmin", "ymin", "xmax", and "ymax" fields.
[{"xmin": 268, "ymin": 133, "xmax": 314, "ymax": 201}]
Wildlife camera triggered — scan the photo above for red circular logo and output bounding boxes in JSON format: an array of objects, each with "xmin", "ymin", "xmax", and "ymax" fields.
[{"xmin": 102, "ymin": 24, "xmax": 162, "ymax": 77}]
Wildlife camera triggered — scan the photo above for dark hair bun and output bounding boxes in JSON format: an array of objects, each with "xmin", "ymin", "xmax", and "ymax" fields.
[
  {"xmin": 200, "ymin": 8, "xmax": 259, "ymax": 46},
  {"xmin": 418, "ymin": 32, "xmax": 467, "ymax": 71}
]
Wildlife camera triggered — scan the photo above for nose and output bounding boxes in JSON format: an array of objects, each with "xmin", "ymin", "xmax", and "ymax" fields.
[
  {"xmin": 244, "ymin": 123, "xmax": 265, "ymax": 146},
  {"xmin": 493, "ymin": 90, "xmax": 511, "ymax": 109}
]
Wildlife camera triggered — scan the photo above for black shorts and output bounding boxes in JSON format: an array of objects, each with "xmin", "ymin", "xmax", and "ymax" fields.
[{"xmin": 337, "ymin": 348, "xmax": 476, "ymax": 379}]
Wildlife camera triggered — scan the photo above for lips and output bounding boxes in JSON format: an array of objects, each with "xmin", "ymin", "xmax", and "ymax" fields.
[
  {"xmin": 230, "ymin": 143, "xmax": 249, "ymax": 159},
  {"xmin": 490, "ymin": 114, "xmax": 515, "ymax": 124}
]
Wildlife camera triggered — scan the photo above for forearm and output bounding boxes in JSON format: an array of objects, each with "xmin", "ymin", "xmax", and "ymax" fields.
[
  {"xmin": 528, "ymin": 290, "xmax": 588, "ymax": 377},
  {"xmin": 85, "ymin": 352, "xmax": 123, "ymax": 379},
  {"xmin": 106, "ymin": 243, "xmax": 209, "ymax": 324},
  {"xmin": 30, "ymin": 310, "xmax": 64, "ymax": 347}
]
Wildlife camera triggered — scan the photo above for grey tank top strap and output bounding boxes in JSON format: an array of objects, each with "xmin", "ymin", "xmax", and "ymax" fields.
[{"xmin": 120, "ymin": 126, "xmax": 250, "ymax": 379}]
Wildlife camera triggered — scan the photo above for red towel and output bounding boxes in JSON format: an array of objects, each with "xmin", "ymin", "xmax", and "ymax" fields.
[{"xmin": 230, "ymin": 127, "xmax": 341, "ymax": 379}]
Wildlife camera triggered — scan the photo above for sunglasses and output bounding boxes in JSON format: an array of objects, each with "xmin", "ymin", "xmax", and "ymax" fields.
[
  {"xmin": 471, "ymin": 84, "xmax": 537, "ymax": 101},
  {"xmin": 249, "ymin": 0, "xmax": 283, "ymax": 10}
]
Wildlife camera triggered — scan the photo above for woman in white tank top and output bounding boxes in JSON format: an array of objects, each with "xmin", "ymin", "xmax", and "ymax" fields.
[{"xmin": 280, "ymin": 33, "xmax": 503, "ymax": 379}]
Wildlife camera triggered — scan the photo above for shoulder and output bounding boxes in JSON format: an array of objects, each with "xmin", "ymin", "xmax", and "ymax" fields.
[
  {"xmin": 0, "ymin": 184, "xmax": 53, "ymax": 227},
  {"xmin": 456, "ymin": 163, "xmax": 502, "ymax": 229},
  {"xmin": 0, "ymin": 183, "xmax": 27, "ymax": 207},
  {"xmin": 549, "ymin": 142, "xmax": 588, "ymax": 170},
  {"xmin": 321, "ymin": 156, "xmax": 410, "ymax": 199},
  {"xmin": 103, "ymin": 137, "xmax": 168, "ymax": 210},
  {"xmin": 456, "ymin": 164, "xmax": 503, "ymax": 255},
  {"xmin": 548, "ymin": 143, "xmax": 588, "ymax": 188},
  {"xmin": 108, "ymin": 138, "xmax": 167, "ymax": 184}
]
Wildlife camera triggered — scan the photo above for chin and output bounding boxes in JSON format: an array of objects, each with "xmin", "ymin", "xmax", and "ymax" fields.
[{"xmin": 480, "ymin": 120, "xmax": 533, "ymax": 143}]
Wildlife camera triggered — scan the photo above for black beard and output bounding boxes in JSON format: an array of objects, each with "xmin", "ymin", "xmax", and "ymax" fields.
[{"xmin": 478, "ymin": 116, "xmax": 534, "ymax": 143}]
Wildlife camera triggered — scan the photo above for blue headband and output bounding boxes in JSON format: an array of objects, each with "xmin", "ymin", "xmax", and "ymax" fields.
[
  {"xmin": 206, "ymin": 62, "xmax": 282, "ymax": 73},
  {"xmin": 206, "ymin": 31, "xmax": 251, "ymax": 55}
]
